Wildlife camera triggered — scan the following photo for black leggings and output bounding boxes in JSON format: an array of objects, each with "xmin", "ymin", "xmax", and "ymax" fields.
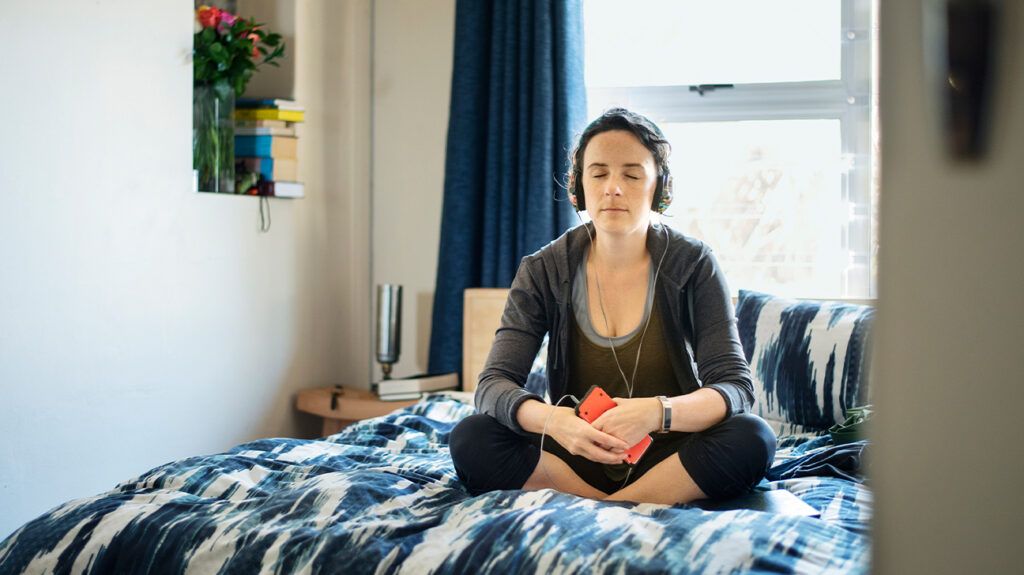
[{"xmin": 450, "ymin": 412, "xmax": 777, "ymax": 500}]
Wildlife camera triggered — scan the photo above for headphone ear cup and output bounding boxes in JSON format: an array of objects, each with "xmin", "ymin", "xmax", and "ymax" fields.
[
  {"xmin": 652, "ymin": 174, "xmax": 664, "ymax": 212},
  {"xmin": 655, "ymin": 173, "xmax": 673, "ymax": 214},
  {"xmin": 573, "ymin": 170, "xmax": 585, "ymax": 211}
]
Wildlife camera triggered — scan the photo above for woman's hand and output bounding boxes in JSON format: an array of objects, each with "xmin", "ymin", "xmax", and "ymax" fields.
[
  {"xmin": 591, "ymin": 397, "xmax": 662, "ymax": 448},
  {"xmin": 548, "ymin": 406, "xmax": 631, "ymax": 465}
]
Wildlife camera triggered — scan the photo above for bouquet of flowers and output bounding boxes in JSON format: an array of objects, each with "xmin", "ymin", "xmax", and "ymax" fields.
[
  {"xmin": 193, "ymin": 5, "xmax": 284, "ymax": 97},
  {"xmin": 192, "ymin": 5, "xmax": 284, "ymax": 193}
]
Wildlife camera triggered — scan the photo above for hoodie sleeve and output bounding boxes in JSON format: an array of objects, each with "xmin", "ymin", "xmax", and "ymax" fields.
[
  {"xmin": 474, "ymin": 256, "xmax": 547, "ymax": 435},
  {"xmin": 689, "ymin": 248, "xmax": 755, "ymax": 417}
]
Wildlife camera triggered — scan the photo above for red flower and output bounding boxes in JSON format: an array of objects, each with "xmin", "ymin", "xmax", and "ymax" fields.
[
  {"xmin": 197, "ymin": 6, "xmax": 221, "ymax": 29},
  {"xmin": 248, "ymin": 32, "xmax": 260, "ymax": 58}
]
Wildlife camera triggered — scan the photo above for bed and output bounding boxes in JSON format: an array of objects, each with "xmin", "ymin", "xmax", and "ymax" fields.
[{"xmin": 0, "ymin": 289, "xmax": 873, "ymax": 574}]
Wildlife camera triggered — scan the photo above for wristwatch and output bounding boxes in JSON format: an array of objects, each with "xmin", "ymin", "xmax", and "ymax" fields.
[{"xmin": 656, "ymin": 395, "xmax": 672, "ymax": 434}]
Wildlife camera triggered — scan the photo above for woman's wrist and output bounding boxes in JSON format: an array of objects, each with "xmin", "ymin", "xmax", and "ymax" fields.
[
  {"xmin": 548, "ymin": 404, "xmax": 569, "ymax": 434},
  {"xmin": 517, "ymin": 398, "xmax": 558, "ymax": 434},
  {"xmin": 649, "ymin": 397, "xmax": 663, "ymax": 433}
]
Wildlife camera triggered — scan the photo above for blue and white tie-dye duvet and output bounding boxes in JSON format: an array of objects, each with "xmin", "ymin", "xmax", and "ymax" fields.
[{"xmin": 0, "ymin": 397, "xmax": 870, "ymax": 574}]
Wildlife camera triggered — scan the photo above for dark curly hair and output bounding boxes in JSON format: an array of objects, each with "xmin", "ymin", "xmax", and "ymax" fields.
[{"xmin": 566, "ymin": 108, "xmax": 673, "ymax": 212}]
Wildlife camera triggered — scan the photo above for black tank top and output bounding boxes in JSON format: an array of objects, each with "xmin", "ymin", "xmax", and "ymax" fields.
[{"xmin": 567, "ymin": 296, "xmax": 691, "ymax": 481}]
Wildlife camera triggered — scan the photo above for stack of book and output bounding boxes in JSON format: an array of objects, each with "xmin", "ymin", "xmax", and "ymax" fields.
[
  {"xmin": 234, "ymin": 98, "xmax": 305, "ymax": 198},
  {"xmin": 373, "ymin": 372, "xmax": 459, "ymax": 401}
]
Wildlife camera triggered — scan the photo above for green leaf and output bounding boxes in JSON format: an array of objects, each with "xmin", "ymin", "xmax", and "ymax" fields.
[{"xmin": 209, "ymin": 42, "xmax": 227, "ymax": 61}]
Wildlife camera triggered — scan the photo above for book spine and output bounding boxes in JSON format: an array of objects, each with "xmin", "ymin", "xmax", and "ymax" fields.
[
  {"xmin": 378, "ymin": 392, "xmax": 423, "ymax": 401},
  {"xmin": 236, "ymin": 99, "xmax": 305, "ymax": 111},
  {"xmin": 235, "ymin": 127, "xmax": 297, "ymax": 137},
  {"xmin": 234, "ymin": 109, "xmax": 305, "ymax": 123},
  {"xmin": 257, "ymin": 181, "xmax": 304, "ymax": 198},
  {"xmin": 235, "ymin": 119, "xmax": 290, "ymax": 129},
  {"xmin": 235, "ymin": 136, "xmax": 298, "ymax": 159},
  {"xmin": 376, "ymin": 375, "xmax": 459, "ymax": 395}
]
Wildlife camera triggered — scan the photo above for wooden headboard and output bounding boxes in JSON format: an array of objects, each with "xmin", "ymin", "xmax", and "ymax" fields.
[
  {"xmin": 462, "ymin": 289, "xmax": 509, "ymax": 393},
  {"xmin": 461, "ymin": 288, "xmax": 876, "ymax": 393}
]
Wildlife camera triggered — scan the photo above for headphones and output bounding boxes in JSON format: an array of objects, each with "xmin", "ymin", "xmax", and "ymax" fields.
[{"xmin": 568, "ymin": 163, "xmax": 674, "ymax": 215}]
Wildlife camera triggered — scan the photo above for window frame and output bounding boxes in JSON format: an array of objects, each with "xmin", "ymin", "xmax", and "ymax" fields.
[{"xmin": 585, "ymin": 0, "xmax": 876, "ymax": 298}]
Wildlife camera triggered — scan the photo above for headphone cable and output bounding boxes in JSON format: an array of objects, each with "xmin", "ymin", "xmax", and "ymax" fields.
[
  {"xmin": 537, "ymin": 394, "xmax": 580, "ymax": 496},
  {"xmin": 575, "ymin": 215, "xmax": 671, "ymax": 492}
]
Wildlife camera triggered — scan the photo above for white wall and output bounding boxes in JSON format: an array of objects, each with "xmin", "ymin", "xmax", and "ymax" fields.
[
  {"xmin": 371, "ymin": 0, "xmax": 455, "ymax": 379},
  {"xmin": 872, "ymin": 2, "xmax": 1024, "ymax": 573},
  {"xmin": 0, "ymin": 0, "xmax": 372, "ymax": 538},
  {"xmin": 294, "ymin": 0, "xmax": 375, "ymax": 388}
]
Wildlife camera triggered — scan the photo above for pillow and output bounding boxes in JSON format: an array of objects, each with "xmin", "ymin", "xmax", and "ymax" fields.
[
  {"xmin": 524, "ymin": 334, "xmax": 550, "ymax": 399},
  {"xmin": 735, "ymin": 290, "xmax": 875, "ymax": 436}
]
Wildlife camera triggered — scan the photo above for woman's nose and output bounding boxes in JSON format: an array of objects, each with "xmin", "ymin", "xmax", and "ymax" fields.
[{"xmin": 604, "ymin": 179, "xmax": 624, "ymax": 196}]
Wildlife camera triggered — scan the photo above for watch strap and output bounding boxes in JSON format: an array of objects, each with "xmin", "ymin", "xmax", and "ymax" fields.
[{"xmin": 656, "ymin": 395, "xmax": 672, "ymax": 433}]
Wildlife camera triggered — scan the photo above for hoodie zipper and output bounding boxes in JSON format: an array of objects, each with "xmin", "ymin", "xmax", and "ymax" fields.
[{"xmin": 552, "ymin": 281, "xmax": 570, "ymax": 371}]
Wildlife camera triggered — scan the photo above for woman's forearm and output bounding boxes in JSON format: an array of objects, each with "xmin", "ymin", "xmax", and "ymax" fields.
[
  {"xmin": 520, "ymin": 388, "xmax": 728, "ymax": 437},
  {"xmin": 668, "ymin": 388, "xmax": 729, "ymax": 432},
  {"xmin": 516, "ymin": 398, "xmax": 564, "ymax": 434}
]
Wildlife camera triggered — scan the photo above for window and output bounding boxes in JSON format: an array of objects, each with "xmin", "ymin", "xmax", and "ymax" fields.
[{"xmin": 584, "ymin": 0, "xmax": 876, "ymax": 298}]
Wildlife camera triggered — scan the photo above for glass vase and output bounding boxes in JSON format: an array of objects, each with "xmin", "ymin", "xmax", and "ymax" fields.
[{"xmin": 193, "ymin": 82, "xmax": 235, "ymax": 193}]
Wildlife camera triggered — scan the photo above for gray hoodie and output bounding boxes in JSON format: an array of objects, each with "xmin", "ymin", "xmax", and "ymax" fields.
[{"xmin": 475, "ymin": 221, "xmax": 754, "ymax": 435}]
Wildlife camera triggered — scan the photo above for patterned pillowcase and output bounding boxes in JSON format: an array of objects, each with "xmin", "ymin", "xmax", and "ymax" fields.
[{"xmin": 735, "ymin": 290, "xmax": 875, "ymax": 436}]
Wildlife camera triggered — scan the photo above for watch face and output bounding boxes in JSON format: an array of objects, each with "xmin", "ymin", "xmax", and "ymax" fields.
[{"xmin": 659, "ymin": 396, "xmax": 672, "ymax": 432}]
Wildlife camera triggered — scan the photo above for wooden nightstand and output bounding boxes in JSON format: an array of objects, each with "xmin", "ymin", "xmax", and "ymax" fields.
[{"xmin": 296, "ymin": 386, "xmax": 419, "ymax": 437}]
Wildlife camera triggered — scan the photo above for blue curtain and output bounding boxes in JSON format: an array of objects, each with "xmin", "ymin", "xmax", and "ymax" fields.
[{"xmin": 428, "ymin": 0, "xmax": 586, "ymax": 377}]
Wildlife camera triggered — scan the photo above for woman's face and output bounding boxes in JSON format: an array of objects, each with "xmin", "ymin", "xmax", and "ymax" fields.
[{"xmin": 580, "ymin": 130, "xmax": 659, "ymax": 237}]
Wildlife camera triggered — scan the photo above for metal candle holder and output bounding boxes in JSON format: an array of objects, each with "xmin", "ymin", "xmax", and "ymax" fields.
[{"xmin": 375, "ymin": 284, "xmax": 402, "ymax": 380}]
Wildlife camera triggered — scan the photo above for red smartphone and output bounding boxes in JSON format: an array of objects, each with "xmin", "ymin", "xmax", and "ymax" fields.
[
  {"xmin": 574, "ymin": 385, "xmax": 617, "ymax": 423},
  {"xmin": 574, "ymin": 385, "xmax": 652, "ymax": 466}
]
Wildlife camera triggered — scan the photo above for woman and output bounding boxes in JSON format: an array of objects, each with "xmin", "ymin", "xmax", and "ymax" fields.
[{"xmin": 450, "ymin": 108, "xmax": 776, "ymax": 504}]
